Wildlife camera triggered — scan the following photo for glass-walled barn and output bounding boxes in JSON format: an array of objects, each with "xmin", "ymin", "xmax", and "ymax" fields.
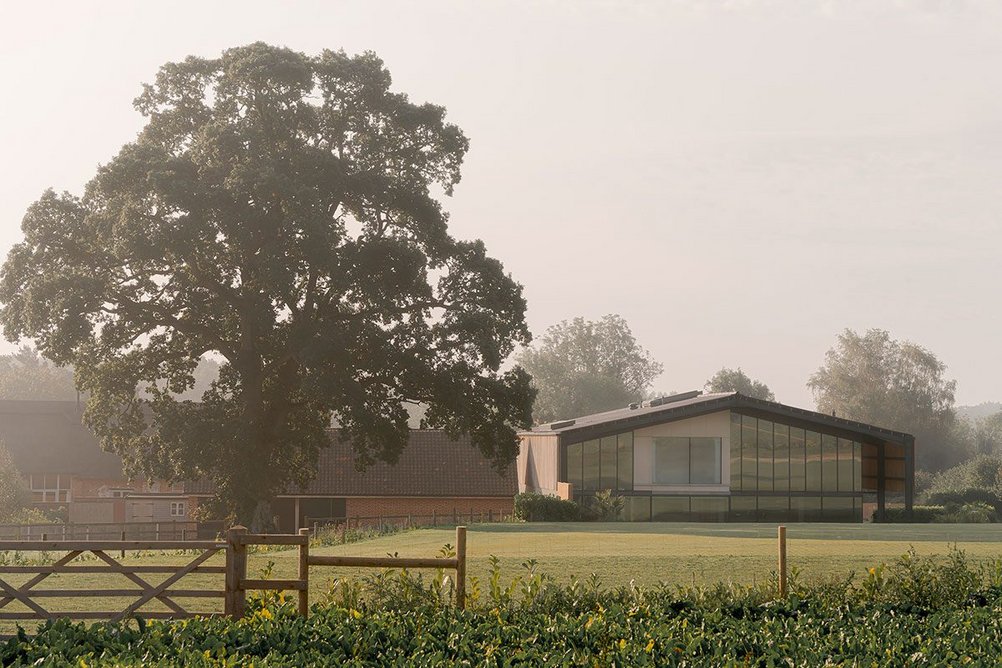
[{"xmin": 550, "ymin": 396, "xmax": 913, "ymax": 523}]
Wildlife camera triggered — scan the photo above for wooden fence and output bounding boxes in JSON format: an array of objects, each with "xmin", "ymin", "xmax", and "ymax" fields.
[
  {"xmin": 0, "ymin": 520, "xmax": 223, "ymax": 542},
  {"xmin": 0, "ymin": 526, "xmax": 468, "ymax": 625}
]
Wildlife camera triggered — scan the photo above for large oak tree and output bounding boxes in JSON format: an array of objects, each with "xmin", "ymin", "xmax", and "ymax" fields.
[{"xmin": 0, "ymin": 43, "xmax": 534, "ymax": 522}]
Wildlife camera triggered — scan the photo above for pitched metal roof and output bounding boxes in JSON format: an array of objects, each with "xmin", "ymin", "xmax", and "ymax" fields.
[{"xmin": 524, "ymin": 391, "xmax": 914, "ymax": 446}]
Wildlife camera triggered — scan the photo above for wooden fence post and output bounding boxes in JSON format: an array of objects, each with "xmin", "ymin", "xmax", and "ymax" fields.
[
  {"xmin": 297, "ymin": 527, "xmax": 311, "ymax": 617},
  {"xmin": 432, "ymin": 510, "xmax": 437, "ymax": 527},
  {"xmin": 226, "ymin": 525, "xmax": 248, "ymax": 619},
  {"xmin": 455, "ymin": 525, "xmax": 467, "ymax": 610},
  {"xmin": 120, "ymin": 530, "xmax": 126, "ymax": 559},
  {"xmin": 777, "ymin": 525, "xmax": 787, "ymax": 599}
]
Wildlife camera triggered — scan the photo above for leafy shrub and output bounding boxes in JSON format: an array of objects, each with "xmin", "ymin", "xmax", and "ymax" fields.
[
  {"xmin": 875, "ymin": 505, "xmax": 944, "ymax": 523},
  {"xmin": 590, "ymin": 490, "xmax": 625, "ymax": 521},
  {"xmin": 923, "ymin": 455, "xmax": 1002, "ymax": 499},
  {"xmin": 934, "ymin": 501, "xmax": 998, "ymax": 523},
  {"xmin": 513, "ymin": 493, "xmax": 584, "ymax": 521},
  {"xmin": 927, "ymin": 487, "xmax": 1002, "ymax": 514}
]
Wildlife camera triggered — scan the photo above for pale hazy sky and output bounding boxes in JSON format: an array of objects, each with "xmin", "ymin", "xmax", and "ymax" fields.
[{"xmin": 1, "ymin": 1, "xmax": 1000, "ymax": 408}]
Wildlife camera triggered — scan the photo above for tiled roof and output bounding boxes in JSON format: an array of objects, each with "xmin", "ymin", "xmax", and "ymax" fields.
[
  {"xmin": 184, "ymin": 429, "xmax": 516, "ymax": 497},
  {"xmin": 0, "ymin": 400, "xmax": 124, "ymax": 478},
  {"xmin": 0, "ymin": 400, "xmax": 515, "ymax": 498}
]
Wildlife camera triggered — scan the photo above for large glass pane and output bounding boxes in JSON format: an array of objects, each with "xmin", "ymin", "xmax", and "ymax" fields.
[
  {"xmin": 654, "ymin": 437, "xmax": 689, "ymax": 484},
  {"xmin": 690, "ymin": 437, "xmax": 722, "ymax": 484},
  {"xmin": 730, "ymin": 413, "xmax": 742, "ymax": 490},
  {"xmin": 729, "ymin": 495, "xmax": 757, "ymax": 521},
  {"xmin": 822, "ymin": 496, "xmax": 854, "ymax": 522},
  {"xmin": 582, "ymin": 440, "xmax": 600, "ymax": 491},
  {"xmin": 758, "ymin": 496, "xmax": 790, "ymax": 522},
  {"xmin": 652, "ymin": 495, "xmax": 689, "ymax": 520},
  {"xmin": 625, "ymin": 495, "xmax": 651, "ymax": 522},
  {"xmin": 789, "ymin": 428, "xmax": 806, "ymax": 491},
  {"xmin": 617, "ymin": 432, "xmax": 634, "ymax": 491},
  {"xmin": 822, "ymin": 434, "xmax": 838, "ymax": 492},
  {"xmin": 806, "ymin": 431, "xmax": 822, "ymax": 491},
  {"xmin": 853, "ymin": 442, "xmax": 862, "ymax": 493},
  {"xmin": 600, "ymin": 436, "xmax": 618, "ymax": 490},
  {"xmin": 774, "ymin": 423, "xmax": 790, "ymax": 492},
  {"xmin": 690, "ymin": 496, "xmax": 729, "ymax": 521},
  {"xmin": 791, "ymin": 496, "xmax": 822, "ymax": 521},
  {"xmin": 837, "ymin": 438, "xmax": 853, "ymax": 492},
  {"xmin": 757, "ymin": 420, "xmax": 774, "ymax": 492},
  {"xmin": 566, "ymin": 442, "xmax": 583, "ymax": 490},
  {"xmin": 741, "ymin": 415, "xmax": 758, "ymax": 490}
]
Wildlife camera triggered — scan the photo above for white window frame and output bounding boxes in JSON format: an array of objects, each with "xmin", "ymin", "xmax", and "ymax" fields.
[
  {"xmin": 169, "ymin": 501, "xmax": 187, "ymax": 517},
  {"xmin": 28, "ymin": 474, "xmax": 71, "ymax": 503}
]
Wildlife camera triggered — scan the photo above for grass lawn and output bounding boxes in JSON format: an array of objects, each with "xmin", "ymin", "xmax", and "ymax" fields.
[{"xmin": 2, "ymin": 521, "xmax": 1001, "ymax": 630}]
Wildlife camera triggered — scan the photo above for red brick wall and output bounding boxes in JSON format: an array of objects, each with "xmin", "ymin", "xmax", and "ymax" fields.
[{"xmin": 344, "ymin": 496, "xmax": 512, "ymax": 521}]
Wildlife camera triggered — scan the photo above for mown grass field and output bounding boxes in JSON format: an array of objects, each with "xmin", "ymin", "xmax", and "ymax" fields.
[{"xmin": 3, "ymin": 521, "xmax": 1002, "ymax": 628}]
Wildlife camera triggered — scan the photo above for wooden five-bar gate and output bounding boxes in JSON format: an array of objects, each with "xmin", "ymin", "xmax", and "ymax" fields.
[{"xmin": 0, "ymin": 526, "xmax": 467, "ymax": 624}]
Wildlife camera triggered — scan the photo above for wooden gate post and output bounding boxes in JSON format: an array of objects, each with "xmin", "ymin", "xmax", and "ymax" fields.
[
  {"xmin": 455, "ymin": 526, "xmax": 467, "ymax": 610},
  {"xmin": 777, "ymin": 525, "xmax": 787, "ymax": 599},
  {"xmin": 226, "ymin": 525, "xmax": 248, "ymax": 619},
  {"xmin": 298, "ymin": 528, "xmax": 310, "ymax": 617}
]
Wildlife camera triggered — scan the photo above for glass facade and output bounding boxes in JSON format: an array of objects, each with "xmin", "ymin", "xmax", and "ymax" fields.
[
  {"xmin": 563, "ymin": 411, "xmax": 865, "ymax": 522},
  {"xmin": 563, "ymin": 432, "xmax": 636, "ymax": 492}
]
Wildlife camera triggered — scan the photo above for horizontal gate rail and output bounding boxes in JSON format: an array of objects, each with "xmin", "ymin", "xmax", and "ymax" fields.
[{"xmin": 0, "ymin": 540, "xmax": 227, "ymax": 623}]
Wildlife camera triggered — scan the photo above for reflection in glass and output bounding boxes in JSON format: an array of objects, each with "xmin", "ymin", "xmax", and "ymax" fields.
[
  {"xmin": 690, "ymin": 437, "xmax": 722, "ymax": 484},
  {"xmin": 742, "ymin": 416, "xmax": 758, "ymax": 490},
  {"xmin": 791, "ymin": 496, "xmax": 822, "ymax": 521},
  {"xmin": 853, "ymin": 441, "xmax": 862, "ymax": 493},
  {"xmin": 582, "ymin": 440, "xmax": 600, "ymax": 490},
  {"xmin": 758, "ymin": 420, "xmax": 774, "ymax": 492},
  {"xmin": 837, "ymin": 438, "xmax": 853, "ymax": 492},
  {"xmin": 600, "ymin": 436, "xmax": 618, "ymax": 489},
  {"xmin": 774, "ymin": 423, "xmax": 789, "ymax": 492},
  {"xmin": 730, "ymin": 413, "xmax": 742, "ymax": 490},
  {"xmin": 617, "ymin": 432, "xmax": 634, "ymax": 490},
  {"xmin": 806, "ymin": 431, "xmax": 822, "ymax": 491},
  {"xmin": 822, "ymin": 434, "xmax": 838, "ymax": 492},
  {"xmin": 654, "ymin": 437, "xmax": 689, "ymax": 484},
  {"xmin": 690, "ymin": 496, "xmax": 728, "ymax": 521},
  {"xmin": 626, "ymin": 495, "xmax": 651, "ymax": 522},
  {"xmin": 652, "ymin": 495, "xmax": 689, "ymax": 520},
  {"xmin": 790, "ymin": 427, "xmax": 806, "ymax": 491},
  {"xmin": 730, "ymin": 495, "xmax": 756, "ymax": 521},
  {"xmin": 566, "ymin": 442, "xmax": 583, "ymax": 490}
]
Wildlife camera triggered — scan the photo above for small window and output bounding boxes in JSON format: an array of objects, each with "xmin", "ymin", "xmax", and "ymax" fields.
[{"xmin": 170, "ymin": 502, "xmax": 187, "ymax": 517}]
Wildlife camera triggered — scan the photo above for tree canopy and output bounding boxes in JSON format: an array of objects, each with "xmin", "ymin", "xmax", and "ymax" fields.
[
  {"xmin": 517, "ymin": 315, "xmax": 663, "ymax": 423},
  {"xmin": 0, "ymin": 346, "xmax": 76, "ymax": 400},
  {"xmin": 0, "ymin": 43, "xmax": 534, "ymax": 522},
  {"xmin": 808, "ymin": 328, "xmax": 963, "ymax": 472},
  {"xmin": 704, "ymin": 367, "xmax": 774, "ymax": 401}
]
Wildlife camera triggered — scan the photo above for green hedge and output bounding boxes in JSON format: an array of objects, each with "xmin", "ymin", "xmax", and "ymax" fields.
[
  {"xmin": 7, "ymin": 548, "xmax": 1002, "ymax": 666},
  {"xmin": 875, "ymin": 506, "xmax": 944, "ymax": 523},
  {"xmin": 513, "ymin": 493, "xmax": 585, "ymax": 521}
]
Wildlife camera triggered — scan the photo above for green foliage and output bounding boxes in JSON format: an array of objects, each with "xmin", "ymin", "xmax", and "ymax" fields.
[
  {"xmin": 517, "ymin": 315, "xmax": 663, "ymax": 423},
  {"xmin": 0, "ymin": 346, "xmax": 75, "ymax": 400},
  {"xmin": 935, "ymin": 502, "xmax": 997, "ymax": 523},
  {"xmin": 514, "ymin": 493, "xmax": 585, "ymax": 521},
  {"xmin": 0, "ymin": 43, "xmax": 535, "ymax": 522},
  {"xmin": 0, "ymin": 442, "xmax": 52, "ymax": 525},
  {"xmin": 590, "ymin": 489, "xmax": 625, "ymax": 521},
  {"xmin": 7, "ymin": 549, "xmax": 1002, "ymax": 665},
  {"xmin": 808, "ymin": 328, "xmax": 963, "ymax": 471},
  {"xmin": 924, "ymin": 454, "xmax": 1002, "ymax": 498},
  {"xmin": 704, "ymin": 367, "xmax": 774, "ymax": 401},
  {"xmin": 876, "ymin": 506, "xmax": 945, "ymax": 523}
]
